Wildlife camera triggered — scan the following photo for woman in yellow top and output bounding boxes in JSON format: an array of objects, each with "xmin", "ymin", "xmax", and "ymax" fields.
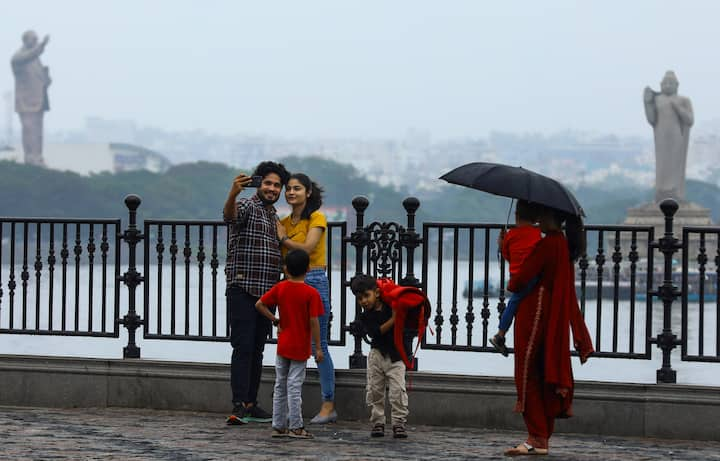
[{"xmin": 277, "ymin": 173, "xmax": 337, "ymax": 424}]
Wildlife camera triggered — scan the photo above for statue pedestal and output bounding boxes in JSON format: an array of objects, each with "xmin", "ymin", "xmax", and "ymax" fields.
[{"xmin": 622, "ymin": 201, "xmax": 715, "ymax": 264}]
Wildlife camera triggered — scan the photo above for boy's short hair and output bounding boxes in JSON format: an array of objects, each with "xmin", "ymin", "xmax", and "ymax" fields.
[
  {"xmin": 349, "ymin": 274, "xmax": 378, "ymax": 295},
  {"xmin": 285, "ymin": 249, "xmax": 309, "ymax": 277},
  {"xmin": 516, "ymin": 200, "xmax": 538, "ymax": 222}
]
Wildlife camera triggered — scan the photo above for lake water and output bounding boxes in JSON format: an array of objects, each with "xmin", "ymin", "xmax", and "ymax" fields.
[{"xmin": 1, "ymin": 261, "xmax": 718, "ymax": 387}]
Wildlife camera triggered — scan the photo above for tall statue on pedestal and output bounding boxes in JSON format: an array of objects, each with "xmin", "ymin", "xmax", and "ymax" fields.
[
  {"xmin": 624, "ymin": 71, "xmax": 709, "ymax": 259},
  {"xmin": 643, "ymin": 70, "xmax": 694, "ymax": 203},
  {"xmin": 11, "ymin": 30, "xmax": 51, "ymax": 167}
]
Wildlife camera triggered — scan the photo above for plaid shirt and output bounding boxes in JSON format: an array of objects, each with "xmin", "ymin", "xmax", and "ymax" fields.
[{"xmin": 224, "ymin": 194, "xmax": 281, "ymax": 296}]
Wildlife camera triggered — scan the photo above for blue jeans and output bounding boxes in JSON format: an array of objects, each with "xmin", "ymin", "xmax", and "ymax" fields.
[
  {"xmin": 305, "ymin": 268, "xmax": 335, "ymax": 402},
  {"xmin": 498, "ymin": 275, "xmax": 540, "ymax": 332},
  {"xmin": 272, "ymin": 355, "xmax": 307, "ymax": 430}
]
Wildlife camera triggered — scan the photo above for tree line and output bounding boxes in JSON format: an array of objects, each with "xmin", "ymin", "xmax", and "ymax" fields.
[{"xmin": 1, "ymin": 158, "xmax": 719, "ymax": 226}]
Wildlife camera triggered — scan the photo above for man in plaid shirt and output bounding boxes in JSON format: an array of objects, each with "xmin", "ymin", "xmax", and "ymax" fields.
[{"xmin": 224, "ymin": 161, "xmax": 290, "ymax": 425}]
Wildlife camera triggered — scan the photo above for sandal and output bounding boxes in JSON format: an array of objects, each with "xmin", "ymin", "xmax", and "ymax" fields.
[
  {"xmin": 504, "ymin": 442, "xmax": 548, "ymax": 456},
  {"xmin": 392, "ymin": 425, "xmax": 408, "ymax": 439},
  {"xmin": 370, "ymin": 423, "xmax": 385, "ymax": 437},
  {"xmin": 288, "ymin": 427, "xmax": 314, "ymax": 439},
  {"xmin": 271, "ymin": 428, "xmax": 289, "ymax": 438}
]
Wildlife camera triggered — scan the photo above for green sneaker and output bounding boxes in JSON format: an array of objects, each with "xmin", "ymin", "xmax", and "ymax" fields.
[{"xmin": 244, "ymin": 404, "xmax": 272, "ymax": 423}]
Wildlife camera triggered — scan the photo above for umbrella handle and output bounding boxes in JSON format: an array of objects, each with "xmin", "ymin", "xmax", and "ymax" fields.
[
  {"xmin": 498, "ymin": 198, "xmax": 514, "ymax": 261},
  {"xmin": 505, "ymin": 198, "xmax": 514, "ymax": 230}
]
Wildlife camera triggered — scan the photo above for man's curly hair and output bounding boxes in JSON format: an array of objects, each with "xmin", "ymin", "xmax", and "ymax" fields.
[{"xmin": 253, "ymin": 161, "xmax": 290, "ymax": 185}]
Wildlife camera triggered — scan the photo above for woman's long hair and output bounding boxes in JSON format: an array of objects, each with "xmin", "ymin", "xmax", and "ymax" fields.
[
  {"xmin": 564, "ymin": 214, "xmax": 586, "ymax": 262},
  {"xmin": 543, "ymin": 206, "xmax": 586, "ymax": 262},
  {"xmin": 289, "ymin": 173, "xmax": 324, "ymax": 220}
]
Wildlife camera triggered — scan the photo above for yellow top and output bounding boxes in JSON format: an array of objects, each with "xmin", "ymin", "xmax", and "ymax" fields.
[{"xmin": 280, "ymin": 210, "xmax": 327, "ymax": 268}]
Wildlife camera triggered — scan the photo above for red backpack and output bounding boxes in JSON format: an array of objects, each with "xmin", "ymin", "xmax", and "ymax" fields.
[{"xmin": 376, "ymin": 278, "xmax": 432, "ymax": 368}]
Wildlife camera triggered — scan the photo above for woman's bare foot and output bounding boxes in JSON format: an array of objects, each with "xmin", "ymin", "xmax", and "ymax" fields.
[
  {"xmin": 504, "ymin": 442, "xmax": 548, "ymax": 456},
  {"xmin": 316, "ymin": 401, "xmax": 335, "ymax": 417},
  {"xmin": 309, "ymin": 401, "xmax": 337, "ymax": 424}
]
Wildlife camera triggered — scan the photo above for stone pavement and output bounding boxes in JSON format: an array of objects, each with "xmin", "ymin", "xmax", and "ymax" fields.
[{"xmin": 1, "ymin": 406, "xmax": 720, "ymax": 460}]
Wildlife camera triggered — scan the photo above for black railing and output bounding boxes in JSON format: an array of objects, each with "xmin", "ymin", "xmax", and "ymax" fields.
[
  {"xmin": 141, "ymin": 217, "xmax": 349, "ymax": 346},
  {"xmin": 681, "ymin": 226, "xmax": 720, "ymax": 363},
  {"xmin": 345, "ymin": 196, "xmax": 423, "ymax": 369},
  {"xmin": 326, "ymin": 220, "xmax": 349, "ymax": 347},
  {"xmin": 1, "ymin": 195, "xmax": 717, "ymax": 383},
  {"xmin": 577, "ymin": 225, "xmax": 655, "ymax": 360},
  {"xmin": 0, "ymin": 218, "xmax": 121, "ymax": 337},
  {"xmin": 419, "ymin": 223, "xmax": 656, "ymax": 360},
  {"xmin": 143, "ymin": 219, "xmax": 228, "ymax": 342},
  {"xmin": 421, "ymin": 223, "xmax": 507, "ymax": 352}
]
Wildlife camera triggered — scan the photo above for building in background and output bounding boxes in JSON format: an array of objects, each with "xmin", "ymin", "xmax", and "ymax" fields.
[
  {"xmin": 0, "ymin": 142, "xmax": 171, "ymax": 175},
  {"xmin": 110, "ymin": 143, "xmax": 171, "ymax": 173}
]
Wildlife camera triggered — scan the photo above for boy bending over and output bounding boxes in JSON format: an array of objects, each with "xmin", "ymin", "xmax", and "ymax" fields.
[{"xmin": 350, "ymin": 274, "xmax": 409, "ymax": 439}]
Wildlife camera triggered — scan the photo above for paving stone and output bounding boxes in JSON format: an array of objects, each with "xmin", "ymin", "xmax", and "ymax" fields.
[{"xmin": 0, "ymin": 406, "xmax": 719, "ymax": 460}]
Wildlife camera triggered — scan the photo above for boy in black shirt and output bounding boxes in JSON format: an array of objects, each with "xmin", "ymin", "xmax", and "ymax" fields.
[{"xmin": 350, "ymin": 274, "xmax": 409, "ymax": 439}]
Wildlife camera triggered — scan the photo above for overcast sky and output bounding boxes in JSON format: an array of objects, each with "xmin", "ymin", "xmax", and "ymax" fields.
[{"xmin": 2, "ymin": 1, "xmax": 720, "ymax": 139}]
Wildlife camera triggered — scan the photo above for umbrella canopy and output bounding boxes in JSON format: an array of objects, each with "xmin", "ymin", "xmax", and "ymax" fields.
[{"xmin": 439, "ymin": 162, "xmax": 584, "ymax": 217}]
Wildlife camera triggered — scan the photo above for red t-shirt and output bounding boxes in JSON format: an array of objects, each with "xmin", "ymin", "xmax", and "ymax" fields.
[
  {"xmin": 502, "ymin": 225, "xmax": 542, "ymax": 275},
  {"xmin": 260, "ymin": 280, "xmax": 324, "ymax": 361}
]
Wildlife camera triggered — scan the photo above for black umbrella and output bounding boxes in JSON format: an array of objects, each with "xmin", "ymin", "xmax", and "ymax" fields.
[{"xmin": 439, "ymin": 162, "xmax": 584, "ymax": 217}]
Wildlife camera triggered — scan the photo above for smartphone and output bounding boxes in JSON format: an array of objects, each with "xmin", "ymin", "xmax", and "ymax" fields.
[{"xmin": 248, "ymin": 175, "xmax": 263, "ymax": 187}]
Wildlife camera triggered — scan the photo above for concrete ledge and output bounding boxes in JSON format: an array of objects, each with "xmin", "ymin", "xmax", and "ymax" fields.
[{"xmin": 1, "ymin": 354, "xmax": 719, "ymax": 441}]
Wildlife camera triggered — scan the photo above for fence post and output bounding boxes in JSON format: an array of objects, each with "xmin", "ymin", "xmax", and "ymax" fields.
[
  {"xmin": 119, "ymin": 194, "xmax": 145, "ymax": 358},
  {"xmin": 399, "ymin": 197, "xmax": 421, "ymax": 288},
  {"xmin": 347, "ymin": 196, "xmax": 369, "ymax": 369},
  {"xmin": 399, "ymin": 197, "xmax": 422, "ymax": 370},
  {"xmin": 649, "ymin": 198, "xmax": 682, "ymax": 383}
]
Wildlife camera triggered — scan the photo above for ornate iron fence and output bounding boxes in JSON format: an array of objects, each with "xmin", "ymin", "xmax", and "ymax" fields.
[
  {"xmin": 577, "ymin": 225, "xmax": 655, "ymax": 359},
  {"xmin": 143, "ymin": 219, "xmax": 227, "ymax": 341},
  {"xmin": 0, "ymin": 217, "xmax": 121, "ymax": 337},
  {"xmin": 0, "ymin": 194, "xmax": 715, "ymax": 383},
  {"xmin": 421, "ymin": 223, "xmax": 507, "ymax": 352},
  {"xmin": 681, "ymin": 226, "xmax": 720, "ymax": 363},
  {"xmin": 419, "ymin": 223, "xmax": 656, "ymax": 360},
  {"xmin": 141, "ymin": 215, "xmax": 349, "ymax": 347}
]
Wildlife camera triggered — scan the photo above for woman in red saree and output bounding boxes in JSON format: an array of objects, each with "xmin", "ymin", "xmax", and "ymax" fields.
[{"xmin": 504, "ymin": 206, "xmax": 593, "ymax": 456}]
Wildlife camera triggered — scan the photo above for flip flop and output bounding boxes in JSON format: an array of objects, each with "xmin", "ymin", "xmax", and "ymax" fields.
[
  {"xmin": 504, "ymin": 442, "xmax": 548, "ymax": 456},
  {"xmin": 288, "ymin": 427, "xmax": 314, "ymax": 439}
]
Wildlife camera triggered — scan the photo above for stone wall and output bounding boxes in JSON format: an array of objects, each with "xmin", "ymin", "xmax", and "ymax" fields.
[{"xmin": 1, "ymin": 354, "xmax": 718, "ymax": 441}]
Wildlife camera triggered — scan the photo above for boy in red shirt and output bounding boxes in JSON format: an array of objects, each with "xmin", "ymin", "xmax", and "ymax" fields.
[
  {"xmin": 255, "ymin": 249, "xmax": 324, "ymax": 439},
  {"xmin": 490, "ymin": 200, "xmax": 542, "ymax": 356}
]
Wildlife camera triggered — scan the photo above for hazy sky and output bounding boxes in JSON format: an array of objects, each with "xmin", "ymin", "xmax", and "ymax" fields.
[{"xmin": 2, "ymin": 1, "xmax": 720, "ymax": 139}]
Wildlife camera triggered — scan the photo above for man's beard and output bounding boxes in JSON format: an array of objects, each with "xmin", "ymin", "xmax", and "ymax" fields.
[{"xmin": 257, "ymin": 190, "xmax": 278, "ymax": 206}]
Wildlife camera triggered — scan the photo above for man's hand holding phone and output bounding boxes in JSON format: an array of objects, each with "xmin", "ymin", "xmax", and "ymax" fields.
[
  {"xmin": 229, "ymin": 174, "xmax": 254, "ymax": 198},
  {"xmin": 224, "ymin": 173, "xmax": 266, "ymax": 225}
]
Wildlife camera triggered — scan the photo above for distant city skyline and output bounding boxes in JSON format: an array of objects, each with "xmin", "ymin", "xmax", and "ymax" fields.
[
  {"xmin": 5, "ymin": 112, "xmax": 720, "ymax": 197},
  {"xmin": 2, "ymin": 1, "xmax": 720, "ymax": 139}
]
